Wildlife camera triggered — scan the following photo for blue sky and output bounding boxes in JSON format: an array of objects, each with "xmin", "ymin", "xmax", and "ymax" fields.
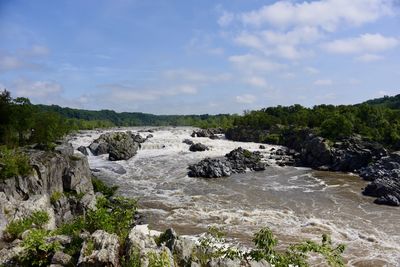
[{"xmin": 0, "ymin": 0, "xmax": 399, "ymax": 114}]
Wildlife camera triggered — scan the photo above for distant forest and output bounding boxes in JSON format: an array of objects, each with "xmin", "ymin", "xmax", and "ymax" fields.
[
  {"xmin": 2, "ymin": 89, "xmax": 400, "ymax": 149},
  {"xmin": 36, "ymin": 104, "xmax": 235, "ymax": 129}
]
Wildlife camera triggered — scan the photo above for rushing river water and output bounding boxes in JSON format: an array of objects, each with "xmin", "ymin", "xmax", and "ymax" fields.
[{"xmin": 71, "ymin": 127, "xmax": 400, "ymax": 266}]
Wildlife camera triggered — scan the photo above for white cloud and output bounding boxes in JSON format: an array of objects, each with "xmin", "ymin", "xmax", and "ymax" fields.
[
  {"xmin": 0, "ymin": 56, "xmax": 23, "ymax": 71},
  {"xmin": 13, "ymin": 79, "xmax": 63, "ymax": 98},
  {"xmin": 236, "ymin": 94, "xmax": 256, "ymax": 104},
  {"xmin": 163, "ymin": 69, "xmax": 231, "ymax": 83},
  {"xmin": 323, "ymin": 33, "xmax": 399, "ymax": 54},
  {"xmin": 245, "ymin": 76, "xmax": 268, "ymax": 87},
  {"xmin": 356, "ymin": 53, "xmax": 384, "ymax": 62},
  {"xmin": 174, "ymin": 85, "xmax": 197, "ymax": 94},
  {"xmin": 305, "ymin": 67, "xmax": 320, "ymax": 74},
  {"xmin": 218, "ymin": 11, "xmax": 234, "ymax": 27},
  {"xmin": 229, "ymin": 54, "xmax": 285, "ymax": 73},
  {"xmin": 314, "ymin": 79, "xmax": 333, "ymax": 86},
  {"xmin": 239, "ymin": 0, "xmax": 393, "ymax": 31}
]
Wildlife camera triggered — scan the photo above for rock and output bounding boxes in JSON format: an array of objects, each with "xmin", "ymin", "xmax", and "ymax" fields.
[
  {"xmin": 183, "ymin": 139, "xmax": 194, "ymax": 145},
  {"xmin": 78, "ymin": 146, "xmax": 89, "ymax": 156},
  {"xmin": 188, "ymin": 147, "xmax": 266, "ymax": 178},
  {"xmin": 259, "ymin": 145, "xmax": 266, "ymax": 149},
  {"xmin": 89, "ymin": 131, "xmax": 145, "ymax": 161},
  {"xmin": 78, "ymin": 230, "xmax": 120, "ymax": 267},
  {"xmin": 207, "ymin": 258, "xmax": 241, "ymax": 267},
  {"xmin": 225, "ymin": 147, "xmax": 266, "ymax": 172},
  {"xmin": 46, "ymin": 235, "xmax": 72, "ymax": 246},
  {"xmin": 0, "ymin": 146, "xmax": 95, "ymax": 237},
  {"xmin": 191, "ymin": 128, "xmax": 224, "ymax": 139},
  {"xmin": 51, "ymin": 251, "xmax": 72, "ymax": 265},
  {"xmin": 188, "ymin": 158, "xmax": 232, "ymax": 178},
  {"xmin": 360, "ymin": 152, "xmax": 400, "ymax": 206},
  {"xmin": 189, "ymin": 143, "xmax": 209, "ymax": 152},
  {"xmin": 0, "ymin": 245, "xmax": 24, "ymax": 266},
  {"xmin": 125, "ymin": 226, "xmax": 175, "ymax": 267},
  {"xmin": 146, "ymin": 134, "xmax": 153, "ymax": 139}
]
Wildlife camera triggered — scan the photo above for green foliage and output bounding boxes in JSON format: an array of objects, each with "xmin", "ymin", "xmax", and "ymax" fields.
[
  {"xmin": 261, "ymin": 133, "xmax": 281, "ymax": 144},
  {"xmin": 92, "ymin": 177, "xmax": 118, "ymax": 198},
  {"xmin": 0, "ymin": 147, "xmax": 32, "ymax": 180},
  {"xmin": 248, "ymin": 227, "xmax": 345, "ymax": 267},
  {"xmin": 147, "ymin": 250, "xmax": 171, "ymax": 267},
  {"xmin": 231, "ymin": 101, "xmax": 400, "ymax": 148},
  {"xmin": 84, "ymin": 238, "xmax": 95, "ymax": 256},
  {"xmin": 123, "ymin": 248, "xmax": 141, "ymax": 267},
  {"xmin": 54, "ymin": 217, "xmax": 85, "ymax": 257},
  {"xmin": 86, "ymin": 196, "xmax": 137, "ymax": 242},
  {"xmin": 50, "ymin": 191, "xmax": 63, "ymax": 205},
  {"xmin": 19, "ymin": 229, "xmax": 61, "ymax": 267},
  {"xmin": 3, "ymin": 211, "xmax": 50, "ymax": 241},
  {"xmin": 320, "ymin": 114, "xmax": 353, "ymax": 139}
]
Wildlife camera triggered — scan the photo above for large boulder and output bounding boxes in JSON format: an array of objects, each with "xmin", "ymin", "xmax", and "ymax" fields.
[
  {"xmin": 191, "ymin": 128, "xmax": 224, "ymax": 139},
  {"xmin": 189, "ymin": 143, "xmax": 209, "ymax": 152},
  {"xmin": 188, "ymin": 147, "xmax": 266, "ymax": 178},
  {"xmin": 89, "ymin": 132, "xmax": 145, "ymax": 161},
  {"xmin": 78, "ymin": 230, "xmax": 120, "ymax": 267},
  {"xmin": 188, "ymin": 158, "xmax": 232, "ymax": 178}
]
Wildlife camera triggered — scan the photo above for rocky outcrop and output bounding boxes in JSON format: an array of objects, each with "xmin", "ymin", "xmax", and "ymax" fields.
[
  {"xmin": 282, "ymin": 130, "xmax": 387, "ymax": 172},
  {"xmin": 0, "ymin": 143, "xmax": 95, "ymax": 237},
  {"xmin": 78, "ymin": 230, "xmax": 120, "ymax": 267},
  {"xmin": 191, "ymin": 128, "xmax": 224, "ymax": 139},
  {"xmin": 89, "ymin": 132, "xmax": 146, "ymax": 161},
  {"xmin": 360, "ymin": 152, "xmax": 400, "ymax": 206},
  {"xmin": 189, "ymin": 143, "xmax": 209, "ymax": 152},
  {"xmin": 78, "ymin": 146, "xmax": 89, "ymax": 156},
  {"xmin": 188, "ymin": 147, "xmax": 266, "ymax": 178}
]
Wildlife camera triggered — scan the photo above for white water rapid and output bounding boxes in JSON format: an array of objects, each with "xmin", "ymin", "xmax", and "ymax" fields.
[{"xmin": 71, "ymin": 127, "xmax": 400, "ymax": 267}]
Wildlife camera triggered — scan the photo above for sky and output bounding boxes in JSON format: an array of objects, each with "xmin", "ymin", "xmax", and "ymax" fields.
[{"xmin": 0, "ymin": 0, "xmax": 399, "ymax": 114}]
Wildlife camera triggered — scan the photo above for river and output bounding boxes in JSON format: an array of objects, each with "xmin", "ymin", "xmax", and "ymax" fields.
[{"xmin": 71, "ymin": 127, "xmax": 400, "ymax": 266}]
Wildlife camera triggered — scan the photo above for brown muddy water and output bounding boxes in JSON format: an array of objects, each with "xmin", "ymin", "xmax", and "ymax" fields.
[{"xmin": 72, "ymin": 127, "xmax": 400, "ymax": 266}]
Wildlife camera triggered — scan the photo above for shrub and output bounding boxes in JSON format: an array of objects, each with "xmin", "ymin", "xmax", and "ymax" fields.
[
  {"xmin": 3, "ymin": 211, "xmax": 49, "ymax": 241},
  {"xmin": 92, "ymin": 177, "xmax": 118, "ymax": 198},
  {"xmin": 18, "ymin": 229, "xmax": 61, "ymax": 267},
  {"xmin": 147, "ymin": 250, "xmax": 170, "ymax": 267},
  {"xmin": 86, "ymin": 196, "xmax": 137, "ymax": 242},
  {"xmin": 50, "ymin": 191, "xmax": 63, "ymax": 205},
  {"xmin": 0, "ymin": 147, "xmax": 32, "ymax": 180},
  {"xmin": 262, "ymin": 133, "xmax": 281, "ymax": 144}
]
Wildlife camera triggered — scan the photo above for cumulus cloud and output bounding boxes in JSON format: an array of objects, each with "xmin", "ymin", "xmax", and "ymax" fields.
[
  {"xmin": 236, "ymin": 94, "xmax": 256, "ymax": 104},
  {"xmin": 229, "ymin": 54, "xmax": 285, "ymax": 73},
  {"xmin": 356, "ymin": 53, "xmax": 384, "ymax": 62},
  {"xmin": 0, "ymin": 45, "xmax": 49, "ymax": 73},
  {"xmin": 314, "ymin": 79, "xmax": 333, "ymax": 86},
  {"xmin": 239, "ymin": 0, "xmax": 393, "ymax": 31},
  {"xmin": 323, "ymin": 33, "xmax": 399, "ymax": 54},
  {"xmin": 218, "ymin": 11, "xmax": 234, "ymax": 27},
  {"xmin": 13, "ymin": 79, "xmax": 63, "ymax": 98},
  {"xmin": 245, "ymin": 76, "xmax": 268, "ymax": 87},
  {"xmin": 305, "ymin": 67, "xmax": 320, "ymax": 74}
]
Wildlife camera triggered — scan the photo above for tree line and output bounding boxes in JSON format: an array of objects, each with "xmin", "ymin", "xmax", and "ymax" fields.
[{"xmin": 232, "ymin": 97, "xmax": 400, "ymax": 149}]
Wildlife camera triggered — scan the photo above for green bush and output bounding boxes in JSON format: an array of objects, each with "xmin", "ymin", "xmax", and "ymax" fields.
[
  {"xmin": 261, "ymin": 133, "xmax": 281, "ymax": 144},
  {"xmin": 50, "ymin": 191, "xmax": 63, "ymax": 205},
  {"xmin": 92, "ymin": 177, "xmax": 118, "ymax": 198},
  {"xmin": 3, "ymin": 211, "xmax": 49, "ymax": 241},
  {"xmin": 86, "ymin": 196, "xmax": 137, "ymax": 242},
  {"xmin": 18, "ymin": 229, "xmax": 61, "ymax": 267},
  {"xmin": 0, "ymin": 147, "xmax": 32, "ymax": 180}
]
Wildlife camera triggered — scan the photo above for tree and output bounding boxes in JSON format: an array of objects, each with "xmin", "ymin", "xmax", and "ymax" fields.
[{"xmin": 320, "ymin": 114, "xmax": 353, "ymax": 139}]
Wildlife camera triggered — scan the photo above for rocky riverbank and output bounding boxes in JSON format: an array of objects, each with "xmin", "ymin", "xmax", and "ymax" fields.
[{"xmin": 225, "ymin": 127, "xmax": 400, "ymax": 206}]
